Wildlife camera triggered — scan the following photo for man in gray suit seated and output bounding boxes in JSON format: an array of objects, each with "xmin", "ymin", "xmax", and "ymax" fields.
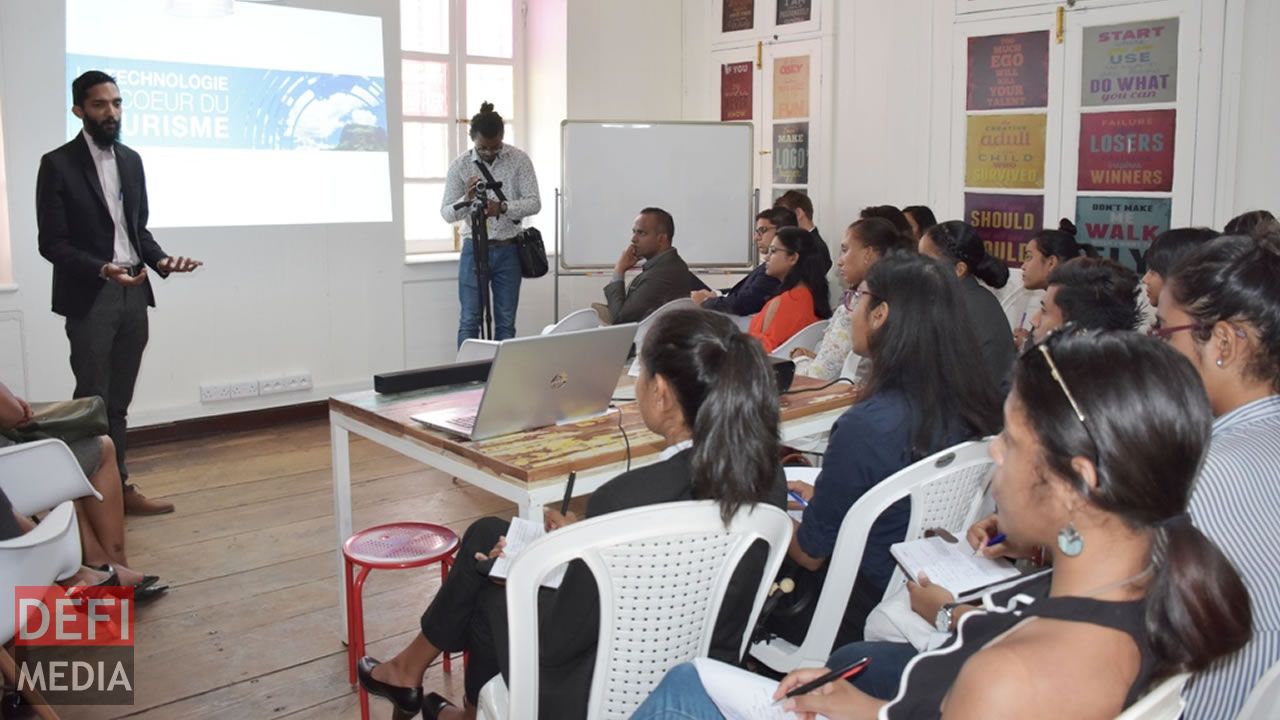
[{"xmin": 598, "ymin": 207, "xmax": 691, "ymax": 324}]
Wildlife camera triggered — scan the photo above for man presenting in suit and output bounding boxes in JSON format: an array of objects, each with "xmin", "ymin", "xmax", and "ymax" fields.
[
  {"xmin": 599, "ymin": 207, "xmax": 690, "ymax": 324},
  {"xmin": 37, "ymin": 71, "xmax": 202, "ymax": 515}
]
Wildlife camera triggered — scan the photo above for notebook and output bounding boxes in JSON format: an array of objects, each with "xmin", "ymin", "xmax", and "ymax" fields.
[
  {"xmin": 487, "ymin": 517, "xmax": 568, "ymax": 589},
  {"xmin": 890, "ymin": 535, "xmax": 1020, "ymax": 596},
  {"xmin": 693, "ymin": 658, "xmax": 807, "ymax": 720}
]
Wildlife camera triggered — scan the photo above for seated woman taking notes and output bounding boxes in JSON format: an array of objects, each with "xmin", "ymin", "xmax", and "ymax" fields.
[
  {"xmin": 765, "ymin": 252, "xmax": 1003, "ymax": 647},
  {"xmin": 748, "ymin": 227, "xmax": 832, "ymax": 353},
  {"xmin": 357, "ymin": 309, "xmax": 786, "ymax": 720},
  {"xmin": 634, "ymin": 328, "xmax": 1252, "ymax": 720}
]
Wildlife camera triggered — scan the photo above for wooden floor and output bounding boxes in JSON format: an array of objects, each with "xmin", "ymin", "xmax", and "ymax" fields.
[{"xmin": 55, "ymin": 418, "xmax": 568, "ymax": 719}]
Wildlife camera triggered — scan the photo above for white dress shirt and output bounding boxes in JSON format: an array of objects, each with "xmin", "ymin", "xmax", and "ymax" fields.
[{"xmin": 82, "ymin": 129, "xmax": 137, "ymax": 266}]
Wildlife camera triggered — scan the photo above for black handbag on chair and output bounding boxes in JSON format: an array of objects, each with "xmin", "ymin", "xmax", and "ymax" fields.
[{"xmin": 516, "ymin": 227, "xmax": 549, "ymax": 278}]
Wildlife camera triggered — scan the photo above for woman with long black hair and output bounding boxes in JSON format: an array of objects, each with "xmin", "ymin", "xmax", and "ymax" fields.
[
  {"xmin": 767, "ymin": 252, "xmax": 1003, "ymax": 647},
  {"xmin": 358, "ymin": 310, "xmax": 786, "ymax": 720},
  {"xmin": 747, "ymin": 227, "xmax": 832, "ymax": 352}
]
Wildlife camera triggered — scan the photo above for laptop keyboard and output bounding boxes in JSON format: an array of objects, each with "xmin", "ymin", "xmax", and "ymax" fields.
[{"xmin": 451, "ymin": 414, "xmax": 478, "ymax": 430}]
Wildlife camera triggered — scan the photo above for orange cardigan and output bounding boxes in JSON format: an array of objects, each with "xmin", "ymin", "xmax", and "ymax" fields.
[{"xmin": 748, "ymin": 285, "xmax": 819, "ymax": 352}]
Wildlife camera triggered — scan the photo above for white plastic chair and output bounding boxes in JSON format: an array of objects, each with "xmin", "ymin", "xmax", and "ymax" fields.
[
  {"xmin": 0, "ymin": 501, "xmax": 84, "ymax": 720},
  {"xmin": 456, "ymin": 338, "xmax": 501, "ymax": 363},
  {"xmin": 751, "ymin": 439, "xmax": 995, "ymax": 672},
  {"xmin": 730, "ymin": 314, "xmax": 753, "ymax": 331},
  {"xmin": 1238, "ymin": 659, "xmax": 1280, "ymax": 720},
  {"xmin": 632, "ymin": 297, "xmax": 699, "ymax": 354},
  {"xmin": 541, "ymin": 308, "xmax": 605, "ymax": 335},
  {"xmin": 770, "ymin": 319, "xmax": 831, "ymax": 359},
  {"xmin": 0, "ymin": 438, "xmax": 103, "ymax": 515},
  {"xmin": 1113, "ymin": 673, "xmax": 1190, "ymax": 720},
  {"xmin": 477, "ymin": 501, "xmax": 793, "ymax": 720}
]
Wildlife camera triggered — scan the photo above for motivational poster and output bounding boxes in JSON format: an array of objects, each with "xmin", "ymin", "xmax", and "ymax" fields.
[
  {"xmin": 773, "ymin": 55, "xmax": 810, "ymax": 119},
  {"xmin": 776, "ymin": 0, "xmax": 812, "ymax": 26},
  {"xmin": 1078, "ymin": 110, "xmax": 1175, "ymax": 192},
  {"xmin": 773, "ymin": 122, "xmax": 809, "ymax": 185},
  {"xmin": 967, "ymin": 31, "xmax": 1050, "ymax": 111},
  {"xmin": 722, "ymin": 0, "xmax": 754, "ymax": 33},
  {"xmin": 965, "ymin": 113, "xmax": 1047, "ymax": 189},
  {"xmin": 964, "ymin": 193, "xmax": 1044, "ymax": 268},
  {"xmin": 720, "ymin": 62, "xmax": 753, "ymax": 121},
  {"xmin": 1075, "ymin": 196, "xmax": 1172, "ymax": 271},
  {"xmin": 1082, "ymin": 18, "xmax": 1178, "ymax": 107}
]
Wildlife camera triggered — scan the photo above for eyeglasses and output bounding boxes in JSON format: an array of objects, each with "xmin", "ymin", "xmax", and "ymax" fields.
[
  {"xmin": 842, "ymin": 285, "xmax": 875, "ymax": 311},
  {"xmin": 753, "ymin": 226, "xmax": 774, "ymax": 235},
  {"xmin": 766, "ymin": 245, "xmax": 792, "ymax": 256},
  {"xmin": 1147, "ymin": 323, "xmax": 1202, "ymax": 341},
  {"xmin": 1034, "ymin": 328, "xmax": 1104, "ymax": 473}
]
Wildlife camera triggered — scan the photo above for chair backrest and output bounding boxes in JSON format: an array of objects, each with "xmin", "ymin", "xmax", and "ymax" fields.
[
  {"xmin": 542, "ymin": 308, "xmax": 605, "ymax": 335},
  {"xmin": 0, "ymin": 502, "xmax": 84, "ymax": 644},
  {"xmin": 0, "ymin": 438, "xmax": 103, "ymax": 515},
  {"xmin": 632, "ymin": 297, "xmax": 699, "ymax": 353},
  {"xmin": 1237, "ymin": 658, "xmax": 1280, "ymax": 720},
  {"xmin": 751, "ymin": 439, "xmax": 994, "ymax": 672},
  {"xmin": 502, "ymin": 501, "xmax": 793, "ymax": 720},
  {"xmin": 456, "ymin": 338, "xmax": 501, "ymax": 363},
  {"xmin": 770, "ymin": 319, "xmax": 831, "ymax": 359},
  {"xmin": 1113, "ymin": 673, "xmax": 1190, "ymax": 720},
  {"xmin": 730, "ymin": 313, "xmax": 752, "ymax": 331}
]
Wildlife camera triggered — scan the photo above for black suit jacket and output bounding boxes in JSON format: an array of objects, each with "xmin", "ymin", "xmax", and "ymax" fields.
[{"xmin": 36, "ymin": 134, "xmax": 168, "ymax": 318}]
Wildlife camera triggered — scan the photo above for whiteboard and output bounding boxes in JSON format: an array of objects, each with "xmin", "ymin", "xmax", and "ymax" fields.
[{"xmin": 560, "ymin": 121, "xmax": 755, "ymax": 269}]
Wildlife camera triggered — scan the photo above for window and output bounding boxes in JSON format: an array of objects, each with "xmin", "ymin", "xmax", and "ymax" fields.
[{"xmin": 401, "ymin": 0, "xmax": 521, "ymax": 255}]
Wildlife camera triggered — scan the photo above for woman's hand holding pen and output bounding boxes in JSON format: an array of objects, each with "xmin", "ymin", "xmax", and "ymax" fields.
[
  {"xmin": 966, "ymin": 513, "xmax": 1032, "ymax": 559},
  {"xmin": 772, "ymin": 666, "xmax": 883, "ymax": 720},
  {"xmin": 543, "ymin": 508, "xmax": 579, "ymax": 532},
  {"xmin": 786, "ymin": 480, "xmax": 815, "ymax": 511}
]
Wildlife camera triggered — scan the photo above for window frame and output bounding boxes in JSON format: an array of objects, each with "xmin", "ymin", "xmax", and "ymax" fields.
[{"xmin": 402, "ymin": 0, "xmax": 524, "ymax": 257}]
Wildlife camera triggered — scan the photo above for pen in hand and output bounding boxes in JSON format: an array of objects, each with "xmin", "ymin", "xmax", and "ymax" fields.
[
  {"xmin": 773, "ymin": 657, "xmax": 870, "ymax": 705},
  {"xmin": 788, "ymin": 490, "xmax": 809, "ymax": 508},
  {"xmin": 560, "ymin": 471, "xmax": 577, "ymax": 515},
  {"xmin": 974, "ymin": 532, "xmax": 1007, "ymax": 556}
]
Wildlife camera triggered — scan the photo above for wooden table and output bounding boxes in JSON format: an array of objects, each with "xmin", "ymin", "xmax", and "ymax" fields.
[{"xmin": 328, "ymin": 375, "xmax": 855, "ymax": 632}]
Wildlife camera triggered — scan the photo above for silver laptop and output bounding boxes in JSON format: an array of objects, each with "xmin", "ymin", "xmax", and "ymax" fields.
[{"xmin": 411, "ymin": 323, "xmax": 638, "ymax": 440}]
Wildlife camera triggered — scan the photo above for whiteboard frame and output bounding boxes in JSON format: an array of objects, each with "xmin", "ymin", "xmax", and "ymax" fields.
[{"xmin": 556, "ymin": 119, "xmax": 757, "ymax": 274}]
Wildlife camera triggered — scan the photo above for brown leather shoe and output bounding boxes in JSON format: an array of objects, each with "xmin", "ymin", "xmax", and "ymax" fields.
[{"xmin": 123, "ymin": 485, "xmax": 175, "ymax": 515}]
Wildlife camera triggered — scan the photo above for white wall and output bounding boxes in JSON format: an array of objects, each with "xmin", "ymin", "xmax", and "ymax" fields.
[{"xmin": 1228, "ymin": 0, "xmax": 1279, "ymax": 219}]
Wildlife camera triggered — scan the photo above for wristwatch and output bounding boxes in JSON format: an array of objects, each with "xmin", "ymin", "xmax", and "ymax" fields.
[
  {"xmin": 935, "ymin": 602, "xmax": 957, "ymax": 633},
  {"xmin": 499, "ymin": 200, "xmax": 509, "ymax": 215}
]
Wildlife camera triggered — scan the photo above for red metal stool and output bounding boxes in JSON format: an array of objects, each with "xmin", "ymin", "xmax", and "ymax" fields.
[{"xmin": 343, "ymin": 522, "xmax": 461, "ymax": 720}]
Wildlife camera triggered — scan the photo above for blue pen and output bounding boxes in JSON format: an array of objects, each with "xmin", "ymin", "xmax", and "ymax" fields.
[
  {"xmin": 788, "ymin": 490, "xmax": 809, "ymax": 508},
  {"xmin": 975, "ymin": 532, "xmax": 1007, "ymax": 556}
]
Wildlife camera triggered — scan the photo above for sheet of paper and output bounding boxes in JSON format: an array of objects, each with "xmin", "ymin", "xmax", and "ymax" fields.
[
  {"xmin": 890, "ymin": 536, "xmax": 1019, "ymax": 596},
  {"xmin": 693, "ymin": 658, "xmax": 809, "ymax": 720},
  {"xmin": 488, "ymin": 517, "xmax": 568, "ymax": 589}
]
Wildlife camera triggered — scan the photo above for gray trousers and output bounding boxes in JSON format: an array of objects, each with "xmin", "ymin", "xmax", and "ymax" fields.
[{"xmin": 65, "ymin": 280, "xmax": 149, "ymax": 485}]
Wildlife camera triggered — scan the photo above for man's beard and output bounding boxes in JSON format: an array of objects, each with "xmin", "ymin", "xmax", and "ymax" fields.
[{"xmin": 83, "ymin": 115, "xmax": 120, "ymax": 147}]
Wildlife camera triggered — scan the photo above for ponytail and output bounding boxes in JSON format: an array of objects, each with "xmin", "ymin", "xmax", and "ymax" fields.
[
  {"xmin": 639, "ymin": 310, "xmax": 780, "ymax": 526},
  {"xmin": 690, "ymin": 331, "xmax": 780, "ymax": 525},
  {"xmin": 1145, "ymin": 518, "xmax": 1252, "ymax": 678},
  {"xmin": 973, "ymin": 254, "xmax": 1010, "ymax": 289},
  {"xmin": 924, "ymin": 220, "xmax": 1008, "ymax": 289}
]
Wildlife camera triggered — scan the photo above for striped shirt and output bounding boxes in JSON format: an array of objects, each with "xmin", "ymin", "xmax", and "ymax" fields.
[
  {"xmin": 1185, "ymin": 394, "xmax": 1280, "ymax": 719},
  {"xmin": 440, "ymin": 143, "xmax": 541, "ymax": 241}
]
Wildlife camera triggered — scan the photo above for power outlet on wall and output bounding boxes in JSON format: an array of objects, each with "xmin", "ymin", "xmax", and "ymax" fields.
[
  {"xmin": 199, "ymin": 381, "xmax": 260, "ymax": 403},
  {"xmin": 258, "ymin": 372, "xmax": 313, "ymax": 396}
]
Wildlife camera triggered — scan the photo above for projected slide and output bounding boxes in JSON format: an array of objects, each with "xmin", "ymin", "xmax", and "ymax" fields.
[{"xmin": 66, "ymin": 0, "xmax": 391, "ymax": 228}]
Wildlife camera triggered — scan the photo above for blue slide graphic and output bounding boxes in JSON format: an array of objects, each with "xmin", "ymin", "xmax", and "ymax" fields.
[{"xmin": 68, "ymin": 54, "xmax": 387, "ymax": 152}]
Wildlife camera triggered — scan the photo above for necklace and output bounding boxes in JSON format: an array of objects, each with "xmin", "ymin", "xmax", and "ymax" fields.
[{"xmin": 1067, "ymin": 564, "xmax": 1154, "ymax": 601}]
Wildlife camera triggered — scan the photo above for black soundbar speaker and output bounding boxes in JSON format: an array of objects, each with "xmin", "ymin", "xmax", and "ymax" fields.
[
  {"xmin": 770, "ymin": 357, "xmax": 796, "ymax": 393},
  {"xmin": 374, "ymin": 360, "xmax": 493, "ymax": 395}
]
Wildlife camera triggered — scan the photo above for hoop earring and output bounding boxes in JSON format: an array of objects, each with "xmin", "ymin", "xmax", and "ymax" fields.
[{"xmin": 1058, "ymin": 522, "xmax": 1085, "ymax": 557}]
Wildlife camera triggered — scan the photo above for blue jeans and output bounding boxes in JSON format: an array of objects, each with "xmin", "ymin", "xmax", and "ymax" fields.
[
  {"xmin": 458, "ymin": 239, "xmax": 522, "ymax": 346},
  {"xmin": 630, "ymin": 663, "xmax": 724, "ymax": 720},
  {"xmin": 628, "ymin": 641, "xmax": 920, "ymax": 718},
  {"xmin": 827, "ymin": 640, "xmax": 919, "ymax": 700}
]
